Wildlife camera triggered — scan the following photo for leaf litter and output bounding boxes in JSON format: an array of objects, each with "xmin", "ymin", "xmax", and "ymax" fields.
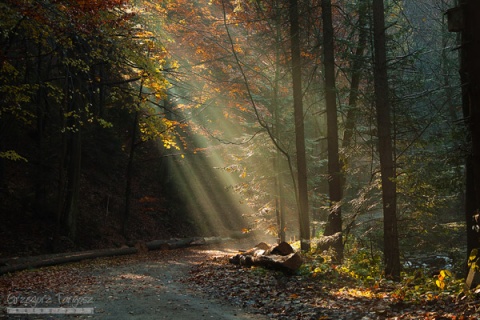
[
  {"xmin": 0, "ymin": 243, "xmax": 479, "ymax": 319},
  {"xmin": 186, "ymin": 247, "xmax": 480, "ymax": 319}
]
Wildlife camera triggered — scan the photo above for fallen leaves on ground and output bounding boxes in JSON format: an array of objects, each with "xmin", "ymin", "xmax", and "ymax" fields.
[
  {"xmin": 0, "ymin": 249, "xmax": 198, "ymax": 308},
  {"xmin": 1, "ymin": 245, "xmax": 480, "ymax": 319},
  {"xmin": 186, "ymin": 254, "xmax": 480, "ymax": 319}
]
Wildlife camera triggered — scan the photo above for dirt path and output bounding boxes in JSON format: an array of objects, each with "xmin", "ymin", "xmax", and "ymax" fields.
[
  {"xmin": 0, "ymin": 241, "xmax": 267, "ymax": 319},
  {"xmin": 78, "ymin": 248, "xmax": 266, "ymax": 319}
]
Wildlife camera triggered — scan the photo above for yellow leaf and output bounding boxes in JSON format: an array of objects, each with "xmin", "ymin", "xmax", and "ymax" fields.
[
  {"xmin": 240, "ymin": 168, "xmax": 247, "ymax": 178},
  {"xmin": 439, "ymin": 270, "xmax": 452, "ymax": 279},
  {"xmin": 435, "ymin": 279, "xmax": 445, "ymax": 289}
]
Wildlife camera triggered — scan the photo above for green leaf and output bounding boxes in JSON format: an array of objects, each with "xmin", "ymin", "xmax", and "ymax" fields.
[{"xmin": 0, "ymin": 150, "xmax": 28, "ymax": 162}]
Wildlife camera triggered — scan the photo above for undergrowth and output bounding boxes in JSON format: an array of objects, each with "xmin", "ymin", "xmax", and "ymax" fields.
[{"xmin": 295, "ymin": 240, "xmax": 470, "ymax": 304}]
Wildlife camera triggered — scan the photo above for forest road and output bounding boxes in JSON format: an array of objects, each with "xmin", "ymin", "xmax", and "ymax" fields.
[
  {"xmin": 82, "ymin": 244, "xmax": 267, "ymax": 320},
  {"xmin": 1, "ymin": 238, "xmax": 271, "ymax": 319}
]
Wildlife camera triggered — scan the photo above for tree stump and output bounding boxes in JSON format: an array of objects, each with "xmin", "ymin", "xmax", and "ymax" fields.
[{"xmin": 465, "ymin": 267, "xmax": 480, "ymax": 290}]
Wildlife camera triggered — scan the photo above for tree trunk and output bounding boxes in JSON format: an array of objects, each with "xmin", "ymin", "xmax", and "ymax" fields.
[
  {"xmin": 441, "ymin": 6, "xmax": 459, "ymax": 123},
  {"xmin": 34, "ymin": 40, "xmax": 48, "ymax": 218},
  {"xmin": 339, "ymin": 1, "xmax": 368, "ymax": 243},
  {"xmin": 372, "ymin": 0, "xmax": 401, "ymax": 280},
  {"xmin": 0, "ymin": 118, "xmax": 5, "ymax": 192},
  {"xmin": 458, "ymin": 0, "xmax": 480, "ymax": 267},
  {"xmin": 289, "ymin": 0, "xmax": 310, "ymax": 251},
  {"xmin": 274, "ymin": 155, "xmax": 286, "ymax": 242},
  {"xmin": 55, "ymin": 79, "xmax": 68, "ymax": 252},
  {"xmin": 98, "ymin": 63, "xmax": 106, "ymax": 118},
  {"xmin": 342, "ymin": 2, "xmax": 368, "ymax": 150},
  {"xmin": 63, "ymin": 124, "xmax": 81, "ymax": 241},
  {"xmin": 61, "ymin": 69, "xmax": 82, "ymax": 243},
  {"xmin": 321, "ymin": 0, "xmax": 343, "ymax": 262},
  {"xmin": 123, "ymin": 70, "xmax": 146, "ymax": 237},
  {"xmin": 466, "ymin": 159, "xmax": 478, "ymax": 264},
  {"xmin": 123, "ymin": 110, "xmax": 138, "ymax": 237},
  {"xmin": 273, "ymin": 2, "xmax": 286, "ymax": 243}
]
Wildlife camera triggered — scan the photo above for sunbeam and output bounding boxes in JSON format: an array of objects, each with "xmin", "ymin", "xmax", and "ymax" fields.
[{"xmin": 133, "ymin": 0, "xmax": 294, "ymax": 242}]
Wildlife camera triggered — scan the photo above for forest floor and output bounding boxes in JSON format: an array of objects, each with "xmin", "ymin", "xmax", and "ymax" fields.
[{"xmin": 1, "ymin": 239, "xmax": 479, "ymax": 320}]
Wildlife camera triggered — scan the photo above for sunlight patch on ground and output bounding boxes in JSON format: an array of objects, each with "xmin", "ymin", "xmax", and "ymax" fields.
[
  {"xmin": 334, "ymin": 287, "xmax": 387, "ymax": 300},
  {"xmin": 114, "ymin": 273, "xmax": 156, "ymax": 281}
]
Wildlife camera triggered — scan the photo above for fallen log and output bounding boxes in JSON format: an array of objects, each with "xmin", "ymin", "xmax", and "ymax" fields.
[
  {"xmin": 253, "ymin": 252, "xmax": 303, "ymax": 271},
  {"xmin": 145, "ymin": 237, "xmax": 206, "ymax": 250},
  {"xmin": 0, "ymin": 247, "xmax": 138, "ymax": 275},
  {"xmin": 271, "ymin": 241, "xmax": 295, "ymax": 255},
  {"xmin": 0, "ymin": 237, "xmax": 210, "ymax": 275},
  {"xmin": 241, "ymin": 242, "xmax": 271, "ymax": 256},
  {"xmin": 230, "ymin": 242, "xmax": 303, "ymax": 273},
  {"xmin": 145, "ymin": 239, "xmax": 175, "ymax": 250}
]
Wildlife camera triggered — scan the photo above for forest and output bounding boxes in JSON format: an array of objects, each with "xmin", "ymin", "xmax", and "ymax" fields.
[{"xmin": 1, "ymin": 0, "xmax": 480, "ymax": 317}]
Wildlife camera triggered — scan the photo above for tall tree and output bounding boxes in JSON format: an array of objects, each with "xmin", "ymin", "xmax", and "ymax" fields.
[
  {"xmin": 273, "ymin": 0, "xmax": 287, "ymax": 243},
  {"xmin": 342, "ymin": 2, "xmax": 368, "ymax": 150},
  {"xmin": 289, "ymin": 0, "xmax": 310, "ymax": 251},
  {"xmin": 372, "ymin": 0, "xmax": 401, "ymax": 280},
  {"xmin": 321, "ymin": 0, "xmax": 343, "ymax": 261},
  {"xmin": 455, "ymin": 0, "xmax": 480, "ymax": 262}
]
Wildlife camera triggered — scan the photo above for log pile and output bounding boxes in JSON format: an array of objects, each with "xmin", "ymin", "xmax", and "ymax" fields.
[{"xmin": 229, "ymin": 242, "xmax": 303, "ymax": 273}]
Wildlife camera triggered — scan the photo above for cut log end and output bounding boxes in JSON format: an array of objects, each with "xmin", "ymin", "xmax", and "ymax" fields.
[{"xmin": 229, "ymin": 242, "xmax": 303, "ymax": 273}]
